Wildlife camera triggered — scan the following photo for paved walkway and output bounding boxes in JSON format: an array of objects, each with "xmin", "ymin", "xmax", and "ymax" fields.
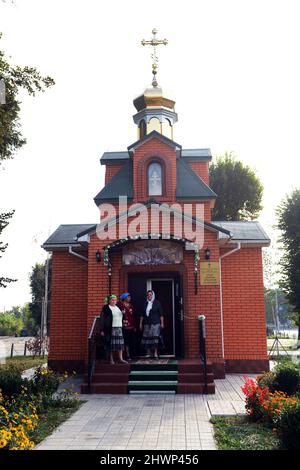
[{"xmin": 35, "ymin": 373, "xmax": 255, "ymax": 451}]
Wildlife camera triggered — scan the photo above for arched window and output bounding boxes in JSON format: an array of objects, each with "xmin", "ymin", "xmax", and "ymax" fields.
[
  {"xmin": 139, "ymin": 119, "xmax": 146, "ymax": 139},
  {"xmin": 148, "ymin": 162, "xmax": 163, "ymax": 196},
  {"xmin": 148, "ymin": 117, "xmax": 161, "ymax": 133}
]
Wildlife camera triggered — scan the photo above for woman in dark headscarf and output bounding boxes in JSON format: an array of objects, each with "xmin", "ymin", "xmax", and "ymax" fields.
[
  {"xmin": 139, "ymin": 290, "xmax": 164, "ymax": 359},
  {"xmin": 99, "ymin": 294, "xmax": 127, "ymax": 364}
]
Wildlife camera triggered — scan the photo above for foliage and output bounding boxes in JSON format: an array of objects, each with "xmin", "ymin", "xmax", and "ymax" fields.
[
  {"xmin": 0, "ymin": 363, "xmax": 80, "ymax": 450},
  {"xmin": 0, "ymin": 311, "xmax": 23, "ymax": 335},
  {"xmin": 242, "ymin": 372, "xmax": 300, "ymax": 450},
  {"xmin": 31, "ymin": 397, "xmax": 82, "ymax": 446},
  {"xmin": 0, "ymin": 211, "xmax": 16, "ymax": 288},
  {"xmin": 0, "ymin": 32, "xmax": 54, "ymax": 288},
  {"xmin": 264, "ymin": 287, "xmax": 295, "ymax": 329},
  {"xmin": 277, "ymin": 400, "xmax": 300, "ymax": 449},
  {"xmin": 26, "ymin": 336, "xmax": 49, "ymax": 358},
  {"xmin": 26, "ymin": 366, "xmax": 65, "ymax": 400},
  {"xmin": 276, "ymin": 188, "xmax": 300, "ymax": 345},
  {"xmin": 0, "ymin": 366, "xmax": 23, "ymax": 398},
  {"xmin": 0, "ymin": 32, "xmax": 55, "ymax": 162},
  {"xmin": 257, "ymin": 362, "xmax": 300, "ymax": 396},
  {"xmin": 28, "ymin": 261, "xmax": 51, "ymax": 331},
  {"xmin": 0, "ymin": 303, "xmax": 38, "ymax": 335},
  {"xmin": 0, "ymin": 356, "xmax": 47, "ymax": 373},
  {"xmin": 257, "ymin": 371, "xmax": 277, "ymax": 392},
  {"xmin": 241, "ymin": 376, "xmax": 269, "ymax": 421},
  {"xmin": 261, "ymin": 390, "xmax": 298, "ymax": 426},
  {"xmin": 211, "ymin": 415, "xmax": 280, "ymax": 450},
  {"xmin": 0, "ymin": 388, "xmax": 38, "ymax": 450},
  {"xmin": 273, "ymin": 360, "xmax": 300, "ymax": 395},
  {"xmin": 209, "ymin": 152, "xmax": 263, "ymax": 221}
]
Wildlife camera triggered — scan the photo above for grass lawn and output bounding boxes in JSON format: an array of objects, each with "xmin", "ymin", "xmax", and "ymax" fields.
[
  {"xmin": 32, "ymin": 400, "xmax": 84, "ymax": 445},
  {"xmin": 211, "ymin": 416, "xmax": 282, "ymax": 450},
  {"xmin": 0, "ymin": 355, "xmax": 48, "ymax": 372}
]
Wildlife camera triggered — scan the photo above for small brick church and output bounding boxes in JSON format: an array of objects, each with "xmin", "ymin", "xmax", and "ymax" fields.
[{"xmin": 42, "ymin": 34, "xmax": 270, "ymax": 393}]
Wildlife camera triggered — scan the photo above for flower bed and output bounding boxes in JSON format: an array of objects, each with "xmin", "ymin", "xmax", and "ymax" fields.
[
  {"xmin": 0, "ymin": 365, "xmax": 81, "ymax": 450},
  {"xmin": 241, "ymin": 359, "xmax": 300, "ymax": 450}
]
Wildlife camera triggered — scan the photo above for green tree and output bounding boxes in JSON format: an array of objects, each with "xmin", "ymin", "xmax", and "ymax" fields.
[
  {"xmin": 29, "ymin": 262, "xmax": 46, "ymax": 329},
  {"xmin": 0, "ymin": 210, "xmax": 16, "ymax": 287},
  {"xmin": 0, "ymin": 311, "xmax": 23, "ymax": 335},
  {"xmin": 210, "ymin": 152, "xmax": 264, "ymax": 221},
  {"xmin": 276, "ymin": 189, "xmax": 300, "ymax": 347},
  {"xmin": 0, "ymin": 32, "xmax": 54, "ymax": 287}
]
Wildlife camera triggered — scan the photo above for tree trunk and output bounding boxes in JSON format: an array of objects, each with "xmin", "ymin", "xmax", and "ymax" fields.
[{"xmin": 297, "ymin": 317, "xmax": 300, "ymax": 349}]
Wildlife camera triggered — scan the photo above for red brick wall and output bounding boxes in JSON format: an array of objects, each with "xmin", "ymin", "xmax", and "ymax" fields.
[
  {"xmin": 105, "ymin": 163, "xmax": 124, "ymax": 185},
  {"xmin": 85, "ymin": 226, "xmax": 224, "ymax": 367},
  {"xmin": 133, "ymin": 137, "xmax": 177, "ymax": 203},
  {"xmin": 188, "ymin": 161, "xmax": 210, "ymax": 186},
  {"xmin": 183, "ymin": 230, "xmax": 223, "ymax": 367},
  {"xmin": 48, "ymin": 251, "xmax": 88, "ymax": 367},
  {"xmin": 221, "ymin": 247, "xmax": 268, "ymax": 361}
]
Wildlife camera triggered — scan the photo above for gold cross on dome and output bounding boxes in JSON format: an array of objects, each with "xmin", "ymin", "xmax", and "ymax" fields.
[{"xmin": 141, "ymin": 28, "xmax": 168, "ymax": 87}]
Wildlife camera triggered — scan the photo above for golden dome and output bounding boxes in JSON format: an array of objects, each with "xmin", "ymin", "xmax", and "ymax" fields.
[{"xmin": 133, "ymin": 86, "xmax": 176, "ymax": 113}]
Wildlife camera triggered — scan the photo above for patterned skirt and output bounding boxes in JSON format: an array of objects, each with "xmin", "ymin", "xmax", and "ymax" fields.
[
  {"xmin": 141, "ymin": 323, "xmax": 160, "ymax": 349},
  {"xmin": 110, "ymin": 327, "xmax": 124, "ymax": 352}
]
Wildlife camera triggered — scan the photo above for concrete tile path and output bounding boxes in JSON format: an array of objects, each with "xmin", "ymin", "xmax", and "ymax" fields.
[{"xmin": 35, "ymin": 373, "xmax": 256, "ymax": 451}]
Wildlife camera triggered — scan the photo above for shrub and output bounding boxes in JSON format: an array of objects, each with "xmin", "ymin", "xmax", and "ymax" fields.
[
  {"xmin": 0, "ymin": 367, "xmax": 23, "ymax": 398},
  {"xmin": 28, "ymin": 367, "xmax": 62, "ymax": 398},
  {"xmin": 273, "ymin": 362, "xmax": 300, "ymax": 396},
  {"xmin": 277, "ymin": 400, "xmax": 300, "ymax": 450},
  {"xmin": 261, "ymin": 391, "xmax": 298, "ymax": 426},
  {"xmin": 257, "ymin": 371, "xmax": 277, "ymax": 392},
  {"xmin": 26, "ymin": 336, "xmax": 49, "ymax": 358},
  {"xmin": 241, "ymin": 377, "xmax": 269, "ymax": 421},
  {"xmin": 257, "ymin": 361, "xmax": 300, "ymax": 396}
]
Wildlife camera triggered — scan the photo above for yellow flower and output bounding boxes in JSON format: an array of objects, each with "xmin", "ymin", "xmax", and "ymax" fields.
[{"xmin": 0, "ymin": 438, "xmax": 7, "ymax": 448}]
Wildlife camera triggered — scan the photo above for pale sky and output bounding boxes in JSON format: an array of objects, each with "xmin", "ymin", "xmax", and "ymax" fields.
[{"xmin": 0, "ymin": 0, "xmax": 299, "ymax": 310}]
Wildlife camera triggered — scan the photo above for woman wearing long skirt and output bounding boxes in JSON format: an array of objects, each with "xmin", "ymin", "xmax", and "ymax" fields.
[
  {"xmin": 99, "ymin": 294, "xmax": 127, "ymax": 364},
  {"xmin": 139, "ymin": 290, "xmax": 164, "ymax": 359}
]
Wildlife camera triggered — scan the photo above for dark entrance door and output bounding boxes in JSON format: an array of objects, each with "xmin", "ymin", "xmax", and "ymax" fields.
[
  {"xmin": 128, "ymin": 272, "xmax": 183, "ymax": 357},
  {"xmin": 150, "ymin": 279, "xmax": 173, "ymax": 355}
]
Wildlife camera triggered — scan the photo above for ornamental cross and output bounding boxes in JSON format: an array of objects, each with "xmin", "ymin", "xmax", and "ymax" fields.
[{"xmin": 141, "ymin": 28, "xmax": 168, "ymax": 87}]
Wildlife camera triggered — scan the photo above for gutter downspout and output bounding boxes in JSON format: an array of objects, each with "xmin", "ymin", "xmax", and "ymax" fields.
[
  {"xmin": 219, "ymin": 242, "xmax": 241, "ymax": 359},
  {"xmin": 69, "ymin": 246, "xmax": 88, "ymax": 262}
]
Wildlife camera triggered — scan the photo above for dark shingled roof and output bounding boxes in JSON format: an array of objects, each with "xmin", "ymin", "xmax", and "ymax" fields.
[
  {"xmin": 100, "ymin": 148, "xmax": 212, "ymax": 164},
  {"xmin": 94, "ymin": 159, "xmax": 133, "ymax": 206},
  {"xmin": 127, "ymin": 130, "xmax": 182, "ymax": 153},
  {"xmin": 95, "ymin": 157, "xmax": 216, "ymax": 203},
  {"xmin": 176, "ymin": 159, "xmax": 217, "ymax": 199},
  {"xmin": 100, "ymin": 151, "xmax": 129, "ymax": 165},
  {"xmin": 42, "ymin": 224, "xmax": 95, "ymax": 247},
  {"xmin": 181, "ymin": 149, "xmax": 212, "ymax": 160},
  {"xmin": 214, "ymin": 221, "xmax": 271, "ymax": 243}
]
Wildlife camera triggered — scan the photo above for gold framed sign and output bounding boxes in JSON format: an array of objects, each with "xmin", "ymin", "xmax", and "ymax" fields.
[{"xmin": 200, "ymin": 261, "xmax": 220, "ymax": 286}]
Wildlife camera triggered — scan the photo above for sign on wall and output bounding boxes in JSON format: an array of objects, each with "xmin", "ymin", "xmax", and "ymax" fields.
[{"xmin": 200, "ymin": 261, "xmax": 220, "ymax": 285}]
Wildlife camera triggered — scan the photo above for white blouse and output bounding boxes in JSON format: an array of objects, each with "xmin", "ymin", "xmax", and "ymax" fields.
[{"xmin": 109, "ymin": 305, "xmax": 123, "ymax": 328}]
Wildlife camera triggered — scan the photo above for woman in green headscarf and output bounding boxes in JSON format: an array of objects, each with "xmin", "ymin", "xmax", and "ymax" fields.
[{"xmin": 100, "ymin": 294, "xmax": 127, "ymax": 364}]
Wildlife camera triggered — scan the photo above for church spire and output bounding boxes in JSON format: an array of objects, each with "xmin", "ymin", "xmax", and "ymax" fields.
[
  {"xmin": 133, "ymin": 29, "xmax": 177, "ymax": 141},
  {"xmin": 141, "ymin": 28, "xmax": 168, "ymax": 87}
]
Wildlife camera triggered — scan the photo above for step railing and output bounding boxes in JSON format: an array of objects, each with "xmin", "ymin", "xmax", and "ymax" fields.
[
  {"xmin": 198, "ymin": 315, "xmax": 208, "ymax": 394},
  {"xmin": 88, "ymin": 315, "xmax": 101, "ymax": 393}
]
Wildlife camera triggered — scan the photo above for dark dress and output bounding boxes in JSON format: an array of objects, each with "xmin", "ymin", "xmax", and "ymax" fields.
[
  {"xmin": 140, "ymin": 299, "xmax": 163, "ymax": 349},
  {"xmin": 117, "ymin": 301, "xmax": 136, "ymax": 357},
  {"xmin": 99, "ymin": 304, "xmax": 124, "ymax": 352}
]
